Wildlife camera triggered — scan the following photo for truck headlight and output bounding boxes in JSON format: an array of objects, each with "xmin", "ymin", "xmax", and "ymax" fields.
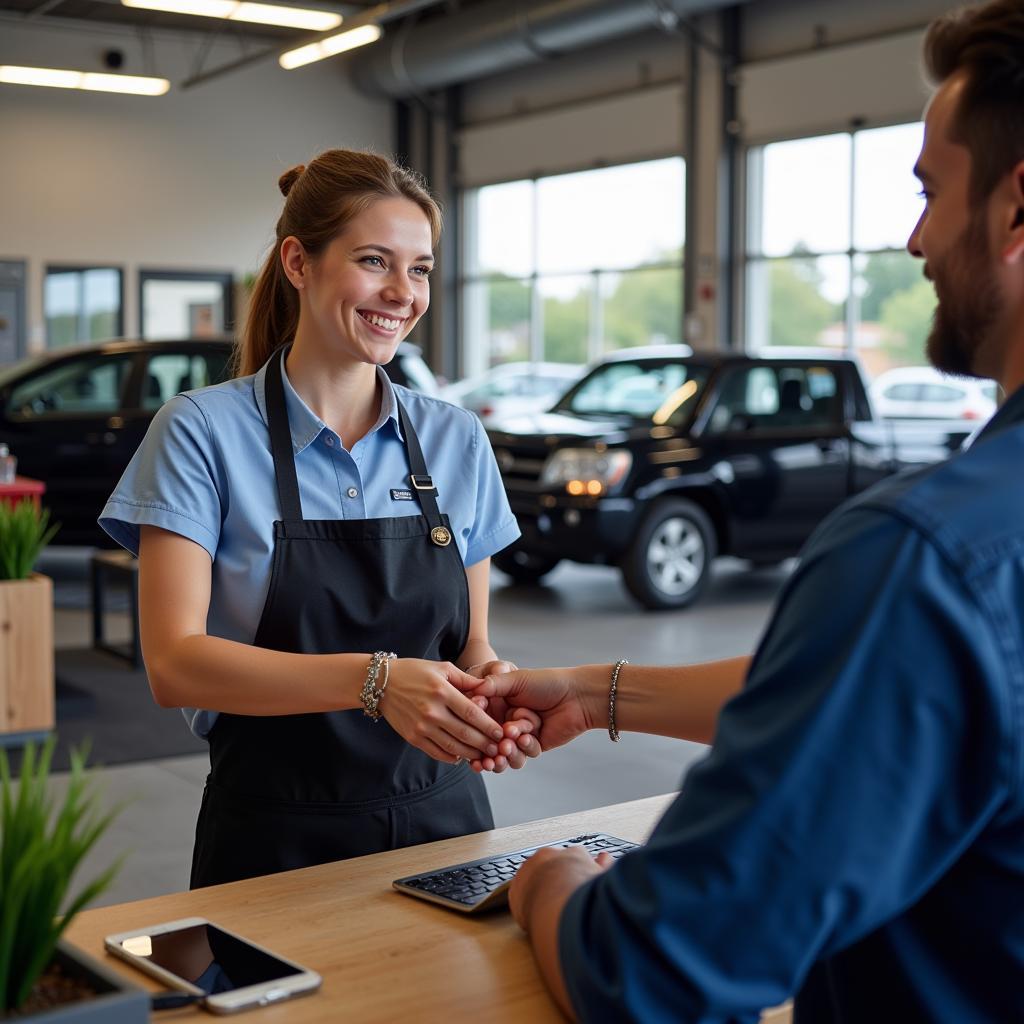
[{"xmin": 540, "ymin": 448, "xmax": 632, "ymax": 496}]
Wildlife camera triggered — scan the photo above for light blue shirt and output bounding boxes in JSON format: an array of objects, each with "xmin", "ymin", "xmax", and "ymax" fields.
[{"xmin": 99, "ymin": 350, "xmax": 520, "ymax": 737}]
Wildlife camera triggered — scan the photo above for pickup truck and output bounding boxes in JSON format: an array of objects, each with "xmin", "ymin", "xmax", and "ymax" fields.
[{"xmin": 487, "ymin": 346, "xmax": 973, "ymax": 610}]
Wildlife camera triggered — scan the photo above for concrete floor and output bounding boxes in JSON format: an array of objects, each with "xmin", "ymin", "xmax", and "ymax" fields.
[{"xmin": 42, "ymin": 552, "xmax": 791, "ymax": 908}]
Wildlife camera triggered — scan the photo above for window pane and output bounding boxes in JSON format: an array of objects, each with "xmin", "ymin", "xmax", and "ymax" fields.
[
  {"xmin": 754, "ymin": 134, "xmax": 851, "ymax": 257},
  {"xmin": 601, "ymin": 267, "xmax": 682, "ymax": 353},
  {"xmin": 464, "ymin": 277, "xmax": 531, "ymax": 369},
  {"xmin": 45, "ymin": 268, "xmax": 121, "ymax": 347},
  {"xmin": 854, "ymin": 123, "xmax": 925, "ymax": 251},
  {"xmin": 540, "ymin": 275, "xmax": 590, "ymax": 364},
  {"xmin": 537, "ymin": 158, "xmax": 684, "ymax": 274},
  {"xmin": 853, "ymin": 250, "xmax": 935, "ymax": 377},
  {"xmin": 83, "ymin": 269, "xmax": 121, "ymax": 340},
  {"xmin": 472, "ymin": 180, "xmax": 534, "ymax": 277},
  {"xmin": 142, "ymin": 278, "xmax": 229, "ymax": 340},
  {"xmin": 746, "ymin": 255, "xmax": 848, "ymax": 349}
]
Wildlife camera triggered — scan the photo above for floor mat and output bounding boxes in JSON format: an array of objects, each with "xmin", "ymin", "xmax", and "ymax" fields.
[{"xmin": 3, "ymin": 647, "xmax": 208, "ymax": 774}]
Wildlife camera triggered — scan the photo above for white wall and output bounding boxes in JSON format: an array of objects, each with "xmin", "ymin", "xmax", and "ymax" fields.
[{"xmin": 0, "ymin": 18, "xmax": 392, "ymax": 350}]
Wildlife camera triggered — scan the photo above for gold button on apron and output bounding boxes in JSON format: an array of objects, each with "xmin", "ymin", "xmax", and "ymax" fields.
[{"xmin": 431, "ymin": 526, "xmax": 451, "ymax": 547}]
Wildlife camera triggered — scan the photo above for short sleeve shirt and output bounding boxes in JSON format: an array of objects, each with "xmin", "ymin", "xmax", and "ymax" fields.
[{"xmin": 99, "ymin": 351, "xmax": 520, "ymax": 736}]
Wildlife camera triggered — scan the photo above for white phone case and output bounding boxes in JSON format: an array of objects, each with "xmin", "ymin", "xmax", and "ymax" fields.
[{"xmin": 104, "ymin": 916, "xmax": 321, "ymax": 1014}]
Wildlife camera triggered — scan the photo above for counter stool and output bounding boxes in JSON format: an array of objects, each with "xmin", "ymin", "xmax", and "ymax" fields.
[{"xmin": 90, "ymin": 550, "xmax": 141, "ymax": 667}]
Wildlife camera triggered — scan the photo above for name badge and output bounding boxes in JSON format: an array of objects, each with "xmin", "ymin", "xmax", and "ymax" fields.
[{"xmin": 390, "ymin": 488, "xmax": 414, "ymax": 501}]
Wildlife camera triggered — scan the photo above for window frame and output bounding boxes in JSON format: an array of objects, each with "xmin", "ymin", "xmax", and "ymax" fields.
[
  {"xmin": 460, "ymin": 156, "xmax": 686, "ymax": 377},
  {"xmin": 740, "ymin": 118, "xmax": 926, "ymax": 355},
  {"xmin": 44, "ymin": 263, "xmax": 125, "ymax": 348},
  {"xmin": 138, "ymin": 268, "xmax": 235, "ymax": 342}
]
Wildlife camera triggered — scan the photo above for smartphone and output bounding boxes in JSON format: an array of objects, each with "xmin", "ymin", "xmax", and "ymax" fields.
[{"xmin": 104, "ymin": 917, "xmax": 321, "ymax": 1014}]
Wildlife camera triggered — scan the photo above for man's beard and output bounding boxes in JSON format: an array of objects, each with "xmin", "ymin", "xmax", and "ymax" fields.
[{"xmin": 926, "ymin": 212, "xmax": 1002, "ymax": 378}]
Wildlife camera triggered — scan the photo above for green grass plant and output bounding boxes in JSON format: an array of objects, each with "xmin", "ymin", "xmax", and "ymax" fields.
[
  {"xmin": 0, "ymin": 500, "xmax": 59, "ymax": 581},
  {"xmin": 0, "ymin": 738, "xmax": 122, "ymax": 1012}
]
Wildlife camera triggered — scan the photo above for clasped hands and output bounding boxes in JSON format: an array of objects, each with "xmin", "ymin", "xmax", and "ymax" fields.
[{"xmin": 381, "ymin": 659, "xmax": 588, "ymax": 774}]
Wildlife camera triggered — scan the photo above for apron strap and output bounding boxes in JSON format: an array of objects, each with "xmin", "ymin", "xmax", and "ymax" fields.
[
  {"xmin": 396, "ymin": 399, "xmax": 442, "ymax": 522},
  {"xmin": 264, "ymin": 349, "xmax": 304, "ymax": 522}
]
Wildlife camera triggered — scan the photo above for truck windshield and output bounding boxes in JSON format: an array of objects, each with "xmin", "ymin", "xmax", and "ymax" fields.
[{"xmin": 554, "ymin": 360, "xmax": 710, "ymax": 424}]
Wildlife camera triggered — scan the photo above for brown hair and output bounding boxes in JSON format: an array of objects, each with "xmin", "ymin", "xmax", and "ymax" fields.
[
  {"xmin": 923, "ymin": 0, "xmax": 1024, "ymax": 204},
  {"xmin": 235, "ymin": 149, "xmax": 442, "ymax": 377}
]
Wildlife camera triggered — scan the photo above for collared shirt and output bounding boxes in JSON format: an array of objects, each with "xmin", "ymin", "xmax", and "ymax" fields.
[
  {"xmin": 559, "ymin": 388, "xmax": 1024, "ymax": 1023},
  {"xmin": 99, "ymin": 351, "xmax": 520, "ymax": 737}
]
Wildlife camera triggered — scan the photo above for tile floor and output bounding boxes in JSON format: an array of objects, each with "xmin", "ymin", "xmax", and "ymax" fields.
[{"xmin": 41, "ymin": 552, "xmax": 790, "ymax": 907}]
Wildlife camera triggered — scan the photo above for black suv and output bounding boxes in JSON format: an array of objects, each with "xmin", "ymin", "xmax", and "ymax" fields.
[
  {"xmin": 0, "ymin": 339, "xmax": 437, "ymax": 544},
  {"xmin": 488, "ymin": 346, "xmax": 967, "ymax": 610}
]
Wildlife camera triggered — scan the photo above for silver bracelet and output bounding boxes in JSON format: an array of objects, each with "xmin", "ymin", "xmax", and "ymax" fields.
[
  {"xmin": 608, "ymin": 659, "xmax": 628, "ymax": 742},
  {"xmin": 360, "ymin": 651, "xmax": 397, "ymax": 721}
]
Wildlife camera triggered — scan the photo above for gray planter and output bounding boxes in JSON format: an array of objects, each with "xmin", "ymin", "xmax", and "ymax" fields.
[{"xmin": 12, "ymin": 940, "xmax": 148, "ymax": 1024}]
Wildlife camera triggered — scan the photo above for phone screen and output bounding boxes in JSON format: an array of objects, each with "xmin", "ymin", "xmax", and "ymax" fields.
[{"xmin": 115, "ymin": 923, "xmax": 302, "ymax": 993}]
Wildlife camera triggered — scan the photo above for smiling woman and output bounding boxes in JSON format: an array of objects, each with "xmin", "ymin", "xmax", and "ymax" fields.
[{"xmin": 98, "ymin": 148, "xmax": 533, "ymax": 889}]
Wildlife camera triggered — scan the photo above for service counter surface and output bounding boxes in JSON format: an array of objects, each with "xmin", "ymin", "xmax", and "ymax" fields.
[{"xmin": 67, "ymin": 795, "xmax": 790, "ymax": 1023}]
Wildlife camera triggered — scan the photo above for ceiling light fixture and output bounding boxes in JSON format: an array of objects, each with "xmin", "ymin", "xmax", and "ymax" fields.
[
  {"xmin": 0, "ymin": 65, "xmax": 170, "ymax": 95},
  {"xmin": 279, "ymin": 23, "xmax": 382, "ymax": 69},
  {"xmin": 121, "ymin": 0, "xmax": 343, "ymax": 32}
]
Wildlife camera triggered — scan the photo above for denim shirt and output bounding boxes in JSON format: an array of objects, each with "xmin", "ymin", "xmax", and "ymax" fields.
[{"xmin": 559, "ymin": 388, "xmax": 1024, "ymax": 1023}]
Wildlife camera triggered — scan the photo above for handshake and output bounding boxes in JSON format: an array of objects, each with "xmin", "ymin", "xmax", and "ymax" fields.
[{"xmin": 457, "ymin": 659, "xmax": 611, "ymax": 774}]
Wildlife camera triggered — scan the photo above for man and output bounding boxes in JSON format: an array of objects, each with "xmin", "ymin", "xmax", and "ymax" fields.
[{"xmin": 474, "ymin": 2, "xmax": 1024, "ymax": 1019}]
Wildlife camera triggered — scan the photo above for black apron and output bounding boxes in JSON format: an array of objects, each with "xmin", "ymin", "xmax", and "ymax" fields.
[{"xmin": 190, "ymin": 353, "xmax": 493, "ymax": 888}]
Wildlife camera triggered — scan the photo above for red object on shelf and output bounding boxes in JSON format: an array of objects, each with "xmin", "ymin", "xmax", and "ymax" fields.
[{"xmin": 0, "ymin": 476, "xmax": 46, "ymax": 510}]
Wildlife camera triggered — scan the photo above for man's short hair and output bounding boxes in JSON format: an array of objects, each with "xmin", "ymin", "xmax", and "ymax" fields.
[{"xmin": 924, "ymin": 0, "xmax": 1024, "ymax": 203}]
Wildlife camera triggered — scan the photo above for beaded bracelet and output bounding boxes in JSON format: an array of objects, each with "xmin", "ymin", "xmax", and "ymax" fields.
[
  {"xmin": 360, "ymin": 651, "xmax": 397, "ymax": 721},
  {"xmin": 608, "ymin": 658, "xmax": 628, "ymax": 742}
]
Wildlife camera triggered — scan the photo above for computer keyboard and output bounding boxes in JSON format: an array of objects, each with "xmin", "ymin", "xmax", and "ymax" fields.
[{"xmin": 392, "ymin": 833, "xmax": 638, "ymax": 914}]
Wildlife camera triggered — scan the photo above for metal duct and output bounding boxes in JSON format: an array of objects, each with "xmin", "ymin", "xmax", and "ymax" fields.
[{"xmin": 350, "ymin": 0, "xmax": 745, "ymax": 98}]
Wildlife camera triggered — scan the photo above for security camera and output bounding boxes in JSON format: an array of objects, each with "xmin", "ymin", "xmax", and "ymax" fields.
[{"xmin": 103, "ymin": 49, "xmax": 125, "ymax": 70}]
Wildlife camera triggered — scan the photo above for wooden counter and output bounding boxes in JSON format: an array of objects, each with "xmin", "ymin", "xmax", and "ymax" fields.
[{"xmin": 67, "ymin": 794, "xmax": 790, "ymax": 1023}]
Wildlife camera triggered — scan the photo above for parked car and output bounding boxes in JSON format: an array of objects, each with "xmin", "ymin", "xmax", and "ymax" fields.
[
  {"xmin": 869, "ymin": 365, "xmax": 998, "ymax": 420},
  {"xmin": 442, "ymin": 361, "xmax": 584, "ymax": 423},
  {"xmin": 0, "ymin": 339, "xmax": 438, "ymax": 545},
  {"xmin": 487, "ymin": 346, "xmax": 972, "ymax": 610}
]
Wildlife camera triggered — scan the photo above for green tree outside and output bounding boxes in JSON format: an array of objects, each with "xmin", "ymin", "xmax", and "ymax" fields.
[{"xmin": 768, "ymin": 258, "xmax": 839, "ymax": 346}]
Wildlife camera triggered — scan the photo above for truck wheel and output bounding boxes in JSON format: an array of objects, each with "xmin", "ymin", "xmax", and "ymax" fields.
[
  {"xmin": 493, "ymin": 546, "xmax": 562, "ymax": 584},
  {"xmin": 622, "ymin": 499, "xmax": 716, "ymax": 610}
]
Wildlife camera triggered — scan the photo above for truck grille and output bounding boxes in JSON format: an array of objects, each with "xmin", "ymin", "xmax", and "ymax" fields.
[{"xmin": 490, "ymin": 446, "xmax": 547, "ymax": 488}]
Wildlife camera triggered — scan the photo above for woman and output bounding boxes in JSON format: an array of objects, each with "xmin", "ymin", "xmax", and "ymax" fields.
[{"xmin": 100, "ymin": 149, "xmax": 524, "ymax": 887}]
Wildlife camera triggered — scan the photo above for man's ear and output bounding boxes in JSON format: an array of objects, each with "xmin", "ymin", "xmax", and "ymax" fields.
[
  {"xmin": 279, "ymin": 236, "xmax": 309, "ymax": 289},
  {"xmin": 1000, "ymin": 161, "xmax": 1024, "ymax": 264}
]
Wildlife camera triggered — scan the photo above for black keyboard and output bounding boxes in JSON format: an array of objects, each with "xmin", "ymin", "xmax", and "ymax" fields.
[{"xmin": 392, "ymin": 833, "xmax": 638, "ymax": 914}]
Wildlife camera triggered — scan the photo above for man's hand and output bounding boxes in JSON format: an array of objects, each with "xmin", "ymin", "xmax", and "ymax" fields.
[
  {"xmin": 509, "ymin": 846, "xmax": 614, "ymax": 1020},
  {"xmin": 470, "ymin": 666, "xmax": 604, "ymax": 756}
]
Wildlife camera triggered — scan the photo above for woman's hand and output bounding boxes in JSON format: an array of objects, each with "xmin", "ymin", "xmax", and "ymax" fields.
[{"xmin": 380, "ymin": 659, "xmax": 505, "ymax": 764}]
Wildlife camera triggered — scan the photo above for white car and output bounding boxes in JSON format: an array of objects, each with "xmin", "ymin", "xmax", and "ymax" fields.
[
  {"xmin": 442, "ymin": 361, "xmax": 585, "ymax": 423},
  {"xmin": 869, "ymin": 366, "xmax": 998, "ymax": 421}
]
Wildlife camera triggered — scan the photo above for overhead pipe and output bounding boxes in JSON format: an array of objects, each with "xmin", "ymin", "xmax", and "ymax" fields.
[{"xmin": 350, "ymin": 0, "xmax": 748, "ymax": 98}]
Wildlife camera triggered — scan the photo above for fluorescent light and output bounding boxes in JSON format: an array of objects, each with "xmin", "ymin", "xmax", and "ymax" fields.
[
  {"xmin": 121, "ymin": 0, "xmax": 342, "ymax": 31},
  {"xmin": 0, "ymin": 65, "xmax": 170, "ymax": 95},
  {"xmin": 280, "ymin": 23, "xmax": 381, "ymax": 69},
  {"xmin": 233, "ymin": 2, "xmax": 341, "ymax": 30}
]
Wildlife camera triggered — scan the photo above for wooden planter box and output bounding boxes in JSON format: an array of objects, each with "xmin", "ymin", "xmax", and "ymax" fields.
[
  {"xmin": 13, "ymin": 939, "xmax": 149, "ymax": 1023},
  {"xmin": 0, "ymin": 573, "xmax": 54, "ymax": 742}
]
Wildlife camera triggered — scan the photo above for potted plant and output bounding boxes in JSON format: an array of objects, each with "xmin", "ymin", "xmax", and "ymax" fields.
[
  {"xmin": 0, "ymin": 738, "xmax": 147, "ymax": 1021},
  {"xmin": 0, "ymin": 500, "xmax": 59, "ymax": 741}
]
